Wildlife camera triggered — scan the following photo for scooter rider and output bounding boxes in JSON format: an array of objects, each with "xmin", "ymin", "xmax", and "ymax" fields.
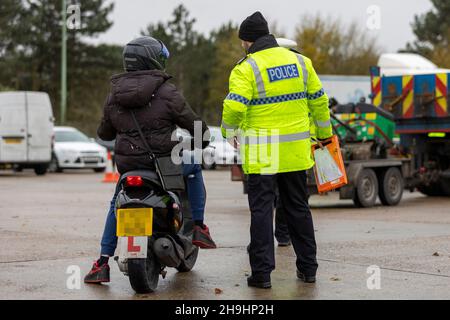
[{"xmin": 84, "ymin": 36, "xmax": 216, "ymax": 284}]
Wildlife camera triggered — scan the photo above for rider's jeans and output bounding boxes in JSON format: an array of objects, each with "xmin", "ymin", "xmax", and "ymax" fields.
[{"xmin": 100, "ymin": 163, "xmax": 206, "ymax": 256}]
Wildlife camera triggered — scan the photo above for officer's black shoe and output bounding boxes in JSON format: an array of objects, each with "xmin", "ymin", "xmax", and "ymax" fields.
[
  {"xmin": 277, "ymin": 240, "xmax": 291, "ymax": 247},
  {"xmin": 297, "ymin": 270, "xmax": 316, "ymax": 283},
  {"xmin": 247, "ymin": 275, "xmax": 272, "ymax": 289}
]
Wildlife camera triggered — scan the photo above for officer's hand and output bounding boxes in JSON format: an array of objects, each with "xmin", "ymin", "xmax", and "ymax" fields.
[{"xmin": 227, "ymin": 136, "xmax": 240, "ymax": 149}]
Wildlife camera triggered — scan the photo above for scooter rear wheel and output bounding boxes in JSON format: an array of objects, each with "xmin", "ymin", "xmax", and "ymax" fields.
[{"xmin": 127, "ymin": 240, "xmax": 161, "ymax": 293}]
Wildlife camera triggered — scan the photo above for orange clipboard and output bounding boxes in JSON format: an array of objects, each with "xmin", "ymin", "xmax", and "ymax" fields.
[{"xmin": 311, "ymin": 135, "xmax": 348, "ymax": 193}]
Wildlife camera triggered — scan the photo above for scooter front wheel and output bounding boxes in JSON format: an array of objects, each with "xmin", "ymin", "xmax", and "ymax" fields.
[{"xmin": 176, "ymin": 246, "xmax": 199, "ymax": 272}]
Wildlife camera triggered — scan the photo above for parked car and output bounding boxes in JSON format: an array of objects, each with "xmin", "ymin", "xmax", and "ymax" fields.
[
  {"xmin": 50, "ymin": 126, "xmax": 108, "ymax": 172},
  {"xmin": 176, "ymin": 126, "xmax": 239, "ymax": 169},
  {"xmin": 0, "ymin": 91, "xmax": 54, "ymax": 175},
  {"xmin": 175, "ymin": 128, "xmax": 213, "ymax": 169}
]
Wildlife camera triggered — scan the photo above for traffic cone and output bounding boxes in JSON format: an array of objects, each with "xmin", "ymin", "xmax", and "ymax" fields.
[{"xmin": 102, "ymin": 151, "xmax": 119, "ymax": 183}]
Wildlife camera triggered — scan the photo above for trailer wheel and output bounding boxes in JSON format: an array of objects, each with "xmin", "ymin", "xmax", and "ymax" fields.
[
  {"xmin": 34, "ymin": 164, "xmax": 48, "ymax": 176},
  {"xmin": 353, "ymin": 169, "xmax": 378, "ymax": 208},
  {"xmin": 379, "ymin": 167, "xmax": 404, "ymax": 206}
]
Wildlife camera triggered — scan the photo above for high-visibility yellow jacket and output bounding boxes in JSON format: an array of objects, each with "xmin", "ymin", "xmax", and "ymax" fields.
[{"xmin": 221, "ymin": 45, "xmax": 332, "ymax": 174}]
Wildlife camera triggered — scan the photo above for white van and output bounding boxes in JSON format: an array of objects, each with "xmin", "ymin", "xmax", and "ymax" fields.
[{"xmin": 0, "ymin": 91, "xmax": 54, "ymax": 175}]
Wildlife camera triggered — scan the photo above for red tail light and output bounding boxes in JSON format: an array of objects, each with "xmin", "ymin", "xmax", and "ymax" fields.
[{"xmin": 126, "ymin": 176, "xmax": 144, "ymax": 187}]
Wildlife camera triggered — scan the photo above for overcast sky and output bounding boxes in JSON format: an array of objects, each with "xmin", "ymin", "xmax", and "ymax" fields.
[{"xmin": 93, "ymin": 0, "xmax": 433, "ymax": 52}]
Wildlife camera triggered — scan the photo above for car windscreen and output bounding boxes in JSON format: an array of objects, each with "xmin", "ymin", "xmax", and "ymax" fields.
[{"xmin": 55, "ymin": 130, "xmax": 90, "ymax": 142}]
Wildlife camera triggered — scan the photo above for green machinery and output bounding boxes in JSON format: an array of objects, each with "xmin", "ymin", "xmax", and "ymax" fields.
[{"xmin": 331, "ymin": 102, "xmax": 396, "ymax": 146}]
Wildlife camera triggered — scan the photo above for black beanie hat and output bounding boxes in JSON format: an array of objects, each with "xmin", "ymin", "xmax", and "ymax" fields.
[{"xmin": 239, "ymin": 11, "xmax": 269, "ymax": 42}]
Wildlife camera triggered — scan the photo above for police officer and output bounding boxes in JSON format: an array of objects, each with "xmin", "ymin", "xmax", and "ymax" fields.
[{"xmin": 221, "ymin": 12, "xmax": 332, "ymax": 288}]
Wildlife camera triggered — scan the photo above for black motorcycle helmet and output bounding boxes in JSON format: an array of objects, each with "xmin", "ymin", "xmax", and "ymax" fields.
[{"xmin": 122, "ymin": 36, "xmax": 170, "ymax": 72}]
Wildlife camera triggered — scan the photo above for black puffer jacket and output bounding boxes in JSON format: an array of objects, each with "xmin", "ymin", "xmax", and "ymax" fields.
[{"xmin": 97, "ymin": 70, "xmax": 209, "ymax": 174}]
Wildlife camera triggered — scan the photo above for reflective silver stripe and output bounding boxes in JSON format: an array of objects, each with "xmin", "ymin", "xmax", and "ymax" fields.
[
  {"xmin": 296, "ymin": 54, "xmax": 308, "ymax": 91},
  {"xmin": 243, "ymin": 131, "xmax": 310, "ymax": 145},
  {"xmin": 279, "ymin": 131, "xmax": 310, "ymax": 142},
  {"xmin": 314, "ymin": 119, "xmax": 331, "ymax": 128},
  {"xmin": 221, "ymin": 121, "xmax": 238, "ymax": 130},
  {"xmin": 246, "ymin": 58, "xmax": 266, "ymax": 98}
]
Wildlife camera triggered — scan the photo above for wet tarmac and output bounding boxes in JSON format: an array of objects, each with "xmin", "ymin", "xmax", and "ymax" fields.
[{"xmin": 1, "ymin": 169, "xmax": 449, "ymax": 299}]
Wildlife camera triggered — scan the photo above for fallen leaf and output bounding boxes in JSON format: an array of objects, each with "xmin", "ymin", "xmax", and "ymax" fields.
[
  {"xmin": 215, "ymin": 288, "xmax": 223, "ymax": 294},
  {"xmin": 433, "ymin": 252, "xmax": 440, "ymax": 256}
]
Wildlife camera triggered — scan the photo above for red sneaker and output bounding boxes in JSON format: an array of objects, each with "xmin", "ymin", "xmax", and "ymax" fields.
[
  {"xmin": 192, "ymin": 225, "xmax": 217, "ymax": 249},
  {"xmin": 84, "ymin": 261, "xmax": 110, "ymax": 284}
]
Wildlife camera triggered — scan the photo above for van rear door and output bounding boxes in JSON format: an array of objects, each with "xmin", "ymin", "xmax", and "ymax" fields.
[
  {"xmin": 26, "ymin": 92, "xmax": 54, "ymax": 162},
  {"xmin": 0, "ymin": 92, "xmax": 28, "ymax": 162}
]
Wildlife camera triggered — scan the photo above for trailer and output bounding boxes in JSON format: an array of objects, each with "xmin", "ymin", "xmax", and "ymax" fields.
[{"xmin": 331, "ymin": 53, "xmax": 450, "ymax": 202}]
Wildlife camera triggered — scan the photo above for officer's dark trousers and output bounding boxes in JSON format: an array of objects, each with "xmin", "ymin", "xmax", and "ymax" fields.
[
  {"xmin": 248, "ymin": 171, "xmax": 318, "ymax": 278},
  {"xmin": 274, "ymin": 190, "xmax": 291, "ymax": 244}
]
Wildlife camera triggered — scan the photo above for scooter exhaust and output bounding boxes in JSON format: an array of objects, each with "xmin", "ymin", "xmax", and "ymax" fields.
[{"xmin": 153, "ymin": 237, "xmax": 183, "ymax": 268}]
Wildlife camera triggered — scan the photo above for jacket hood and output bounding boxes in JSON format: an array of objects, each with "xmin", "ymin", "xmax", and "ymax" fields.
[{"xmin": 110, "ymin": 70, "xmax": 171, "ymax": 108}]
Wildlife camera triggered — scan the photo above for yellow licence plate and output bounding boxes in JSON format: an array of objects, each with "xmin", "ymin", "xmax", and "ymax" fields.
[
  {"xmin": 3, "ymin": 138, "xmax": 23, "ymax": 144},
  {"xmin": 116, "ymin": 208, "xmax": 153, "ymax": 237}
]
